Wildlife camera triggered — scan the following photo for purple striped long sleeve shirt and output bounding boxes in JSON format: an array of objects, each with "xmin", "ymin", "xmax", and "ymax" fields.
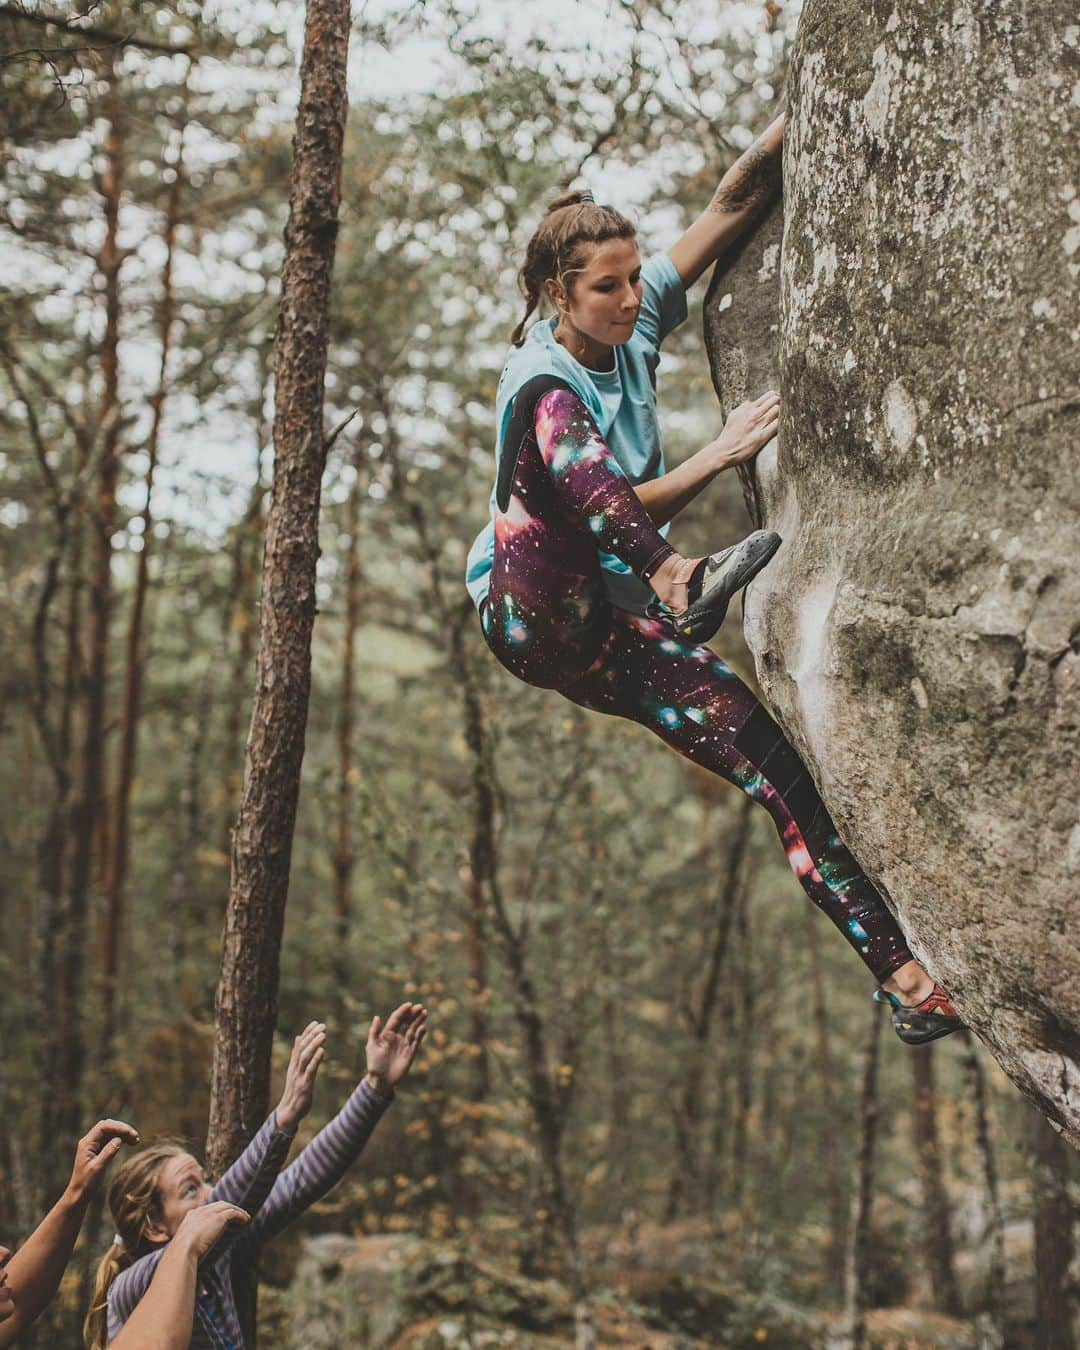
[{"xmin": 107, "ymin": 1080, "xmax": 392, "ymax": 1348}]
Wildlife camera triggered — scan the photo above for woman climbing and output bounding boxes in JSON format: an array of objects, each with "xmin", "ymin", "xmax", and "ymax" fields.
[
  {"xmin": 86, "ymin": 1004, "xmax": 427, "ymax": 1348},
  {"xmin": 465, "ymin": 111, "xmax": 960, "ymax": 1045}
]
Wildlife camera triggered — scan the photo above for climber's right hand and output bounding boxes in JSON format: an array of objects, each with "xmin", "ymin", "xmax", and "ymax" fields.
[
  {"xmin": 173, "ymin": 1203, "xmax": 249, "ymax": 1260},
  {"xmin": 709, "ymin": 392, "xmax": 781, "ymax": 468}
]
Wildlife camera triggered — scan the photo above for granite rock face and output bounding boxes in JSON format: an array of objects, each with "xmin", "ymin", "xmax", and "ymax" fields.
[{"xmin": 705, "ymin": 0, "xmax": 1079, "ymax": 1136}]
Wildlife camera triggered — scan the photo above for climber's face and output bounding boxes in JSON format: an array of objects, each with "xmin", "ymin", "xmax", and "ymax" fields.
[{"xmin": 548, "ymin": 237, "xmax": 644, "ymax": 350}]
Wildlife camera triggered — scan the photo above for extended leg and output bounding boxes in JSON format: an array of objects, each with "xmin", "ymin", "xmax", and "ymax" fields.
[{"xmin": 564, "ymin": 611, "xmax": 914, "ymax": 980}]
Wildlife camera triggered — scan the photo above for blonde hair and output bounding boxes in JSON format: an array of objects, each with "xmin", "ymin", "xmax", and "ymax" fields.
[
  {"xmin": 510, "ymin": 189, "xmax": 636, "ymax": 346},
  {"xmin": 84, "ymin": 1141, "xmax": 189, "ymax": 1350}
]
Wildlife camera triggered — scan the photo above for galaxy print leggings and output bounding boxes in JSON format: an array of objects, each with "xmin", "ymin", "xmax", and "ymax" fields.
[{"xmin": 480, "ymin": 387, "xmax": 913, "ymax": 982}]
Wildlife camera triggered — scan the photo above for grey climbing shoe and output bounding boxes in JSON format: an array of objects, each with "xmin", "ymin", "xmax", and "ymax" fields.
[
  {"xmin": 646, "ymin": 529, "xmax": 782, "ymax": 644},
  {"xmin": 874, "ymin": 983, "xmax": 963, "ymax": 1045}
]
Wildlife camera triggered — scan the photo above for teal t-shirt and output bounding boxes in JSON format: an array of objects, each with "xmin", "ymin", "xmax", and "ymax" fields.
[{"xmin": 464, "ymin": 252, "xmax": 688, "ymax": 615}]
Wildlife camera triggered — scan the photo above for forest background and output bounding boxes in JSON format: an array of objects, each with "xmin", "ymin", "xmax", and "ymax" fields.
[{"xmin": 0, "ymin": 1, "xmax": 1076, "ymax": 1347}]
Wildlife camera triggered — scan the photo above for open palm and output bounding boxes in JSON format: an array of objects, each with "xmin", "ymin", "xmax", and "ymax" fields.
[{"xmin": 365, "ymin": 1003, "xmax": 427, "ymax": 1090}]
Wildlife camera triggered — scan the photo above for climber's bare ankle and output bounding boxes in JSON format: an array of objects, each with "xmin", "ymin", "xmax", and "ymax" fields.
[
  {"xmin": 650, "ymin": 553, "xmax": 697, "ymax": 612},
  {"xmin": 882, "ymin": 959, "xmax": 934, "ymax": 1006}
]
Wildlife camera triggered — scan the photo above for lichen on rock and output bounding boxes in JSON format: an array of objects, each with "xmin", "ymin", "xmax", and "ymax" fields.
[{"xmin": 705, "ymin": 0, "xmax": 1080, "ymax": 1136}]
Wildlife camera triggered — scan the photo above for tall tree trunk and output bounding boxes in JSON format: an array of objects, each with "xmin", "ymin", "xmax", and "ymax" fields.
[
  {"xmin": 838, "ymin": 998, "xmax": 885, "ymax": 1350},
  {"xmin": 1030, "ymin": 1110, "xmax": 1077, "ymax": 1350},
  {"xmin": 331, "ymin": 448, "xmax": 361, "ymax": 1016},
  {"xmin": 446, "ymin": 591, "xmax": 593, "ymax": 1347},
  {"xmin": 43, "ymin": 67, "xmax": 126, "ymax": 1193},
  {"xmin": 911, "ymin": 1044, "xmax": 961, "ymax": 1313},
  {"xmin": 447, "ymin": 611, "xmax": 492, "ymax": 1105},
  {"xmin": 36, "ymin": 520, "xmax": 80, "ymax": 1206},
  {"xmin": 729, "ymin": 877, "xmax": 755, "ymax": 1214},
  {"xmin": 207, "ymin": 4, "xmax": 350, "ymax": 1338},
  {"xmin": 666, "ymin": 795, "xmax": 751, "ymax": 1221},
  {"xmin": 600, "ymin": 919, "xmax": 630, "ymax": 1226},
  {"xmin": 168, "ymin": 648, "xmax": 217, "ymax": 997},
  {"xmin": 34, "ymin": 482, "xmax": 86, "ymax": 1212},
  {"xmin": 805, "ymin": 904, "xmax": 846, "ymax": 1281},
  {"xmin": 100, "ymin": 115, "xmax": 185, "ymax": 1069},
  {"xmin": 960, "ymin": 1035, "xmax": 1006, "ymax": 1347},
  {"xmin": 411, "ymin": 483, "xmax": 491, "ymax": 1104}
]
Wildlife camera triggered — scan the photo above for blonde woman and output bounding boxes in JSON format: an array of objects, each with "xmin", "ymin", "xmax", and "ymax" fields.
[{"xmin": 86, "ymin": 1004, "xmax": 426, "ymax": 1348}]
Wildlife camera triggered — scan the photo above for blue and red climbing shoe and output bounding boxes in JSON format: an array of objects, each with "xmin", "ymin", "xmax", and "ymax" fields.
[
  {"xmin": 874, "ymin": 982, "xmax": 963, "ymax": 1045},
  {"xmin": 646, "ymin": 529, "xmax": 782, "ymax": 644}
]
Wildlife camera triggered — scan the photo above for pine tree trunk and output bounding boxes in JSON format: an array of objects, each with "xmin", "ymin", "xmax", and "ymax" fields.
[
  {"xmin": 960, "ymin": 1035, "xmax": 1006, "ymax": 1347},
  {"xmin": 446, "ymin": 599, "xmax": 492, "ymax": 1104},
  {"xmin": 600, "ymin": 937, "xmax": 630, "ymax": 1224},
  {"xmin": 100, "ymin": 115, "xmax": 184, "ymax": 1069},
  {"xmin": 1030, "ymin": 1110, "xmax": 1077, "ymax": 1350},
  {"xmin": 730, "ymin": 879, "xmax": 755, "ymax": 1214},
  {"xmin": 666, "ymin": 795, "xmax": 751, "ymax": 1220},
  {"xmin": 805, "ymin": 904, "xmax": 846, "ymax": 1282},
  {"xmin": 207, "ymin": 6, "xmax": 351, "ymax": 1341},
  {"xmin": 464, "ymin": 854, "xmax": 491, "ymax": 1103},
  {"xmin": 168, "ymin": 653, "xmax": 217, "ymax": 993},
  {"xmin": 911, "ymin": 1044, "xmax": 961, "ymax": 1313},
  {"xmin": 837, "ymin": 998, "xmax": 884, "ymax": 1350},
  {"xmin": 450, "ymin": 602, "xmax": 593, "ymax": 1347},
  {"xmin": 44, "ymin": 68, "xmax": 126, "ymax": 1187},
  {"xmin": 36, "ymin": 443, "xmax": 84, "ymax": 1208}
]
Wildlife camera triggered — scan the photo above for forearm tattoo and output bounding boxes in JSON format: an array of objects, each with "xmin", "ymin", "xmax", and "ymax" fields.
[{"xmin": 708, "ymin": 135, "xmax": 782, "ymax": 214}]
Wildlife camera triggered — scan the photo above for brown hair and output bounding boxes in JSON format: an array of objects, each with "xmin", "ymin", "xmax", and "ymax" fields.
[
  {"xmin": 510, "ymin": 189, "xmax": 636, "ymax": 346},
  {"xmin": 84, "ymin": 1141, "xmax": 189, "ymax": 1350}
]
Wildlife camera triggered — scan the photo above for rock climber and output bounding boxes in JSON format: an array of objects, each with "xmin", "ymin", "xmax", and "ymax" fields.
[{"xmin": 464, "ymin": 111, "xmax": 961, "ymax": 1045}]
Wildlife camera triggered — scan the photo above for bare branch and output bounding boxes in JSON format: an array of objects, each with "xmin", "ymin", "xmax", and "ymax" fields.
[
  {"xmin": 322, "ymin": 406, "xmax": 359, "ymax": 458},
  {"xmin": 0, "ymin": 333, "xmax": 63, "ymax": 518},
  {"xmin": 0, "ymin": 3, "xmax": 195, "ymax": 56}
]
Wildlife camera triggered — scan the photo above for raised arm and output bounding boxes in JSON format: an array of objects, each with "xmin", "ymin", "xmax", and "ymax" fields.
[
  {"xmin": 209, "ymin": 1021, "xmax": 327, "ymax": 1212},
  {"xmin": 667, "ymin": 111, "xmax": 785, "ymax": 288},
  {"xmin": 0, "ymin": 1119, "xmax": 137, "ymax": 1348},
  {"xmin": 240, "ymin": 1004, "xmax": 427, "ymax": 1251},
  {"xmin": 110, "ymin": 1204, "xmax": 248, "ymax": 1350}
]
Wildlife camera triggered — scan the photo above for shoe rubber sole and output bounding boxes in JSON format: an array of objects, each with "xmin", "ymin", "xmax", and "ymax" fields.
[
  {"xmin": 679, "ymin": 529, "xmax": 782, "ymax": 642},
  {"xmin": 873, "ymin": 989, "xmax": 964, "ymax": 1046}
]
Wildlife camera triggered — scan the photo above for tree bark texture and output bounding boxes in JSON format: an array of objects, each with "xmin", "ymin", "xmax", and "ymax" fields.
[
  {"xmin": 704, "ymin": 0, "xmax": 1080, "ymax": 1137},
  {"xmin": 208, "ymin": 0, "xmax": 351, "ymax": 1183}
]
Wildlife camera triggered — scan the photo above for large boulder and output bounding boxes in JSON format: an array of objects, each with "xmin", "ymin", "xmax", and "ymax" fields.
[{"xmin": 705, "ymin": 0, "xmax": 1079, "ymax": 1136}]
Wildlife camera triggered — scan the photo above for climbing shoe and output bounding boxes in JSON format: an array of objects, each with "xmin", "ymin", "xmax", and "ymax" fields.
[
  {"xmin": 646, "ymin": 529, "xmax": 782, "ymax": 644},
  {"xmin": 874, "ymin": 982, "xmax": 963, "ymax": 1045}
]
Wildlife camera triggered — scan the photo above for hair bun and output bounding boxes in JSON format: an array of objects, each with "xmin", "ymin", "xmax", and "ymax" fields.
[{"xmin": 544, "ymin": 188, "xmax": 597, "ymax": 214}]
